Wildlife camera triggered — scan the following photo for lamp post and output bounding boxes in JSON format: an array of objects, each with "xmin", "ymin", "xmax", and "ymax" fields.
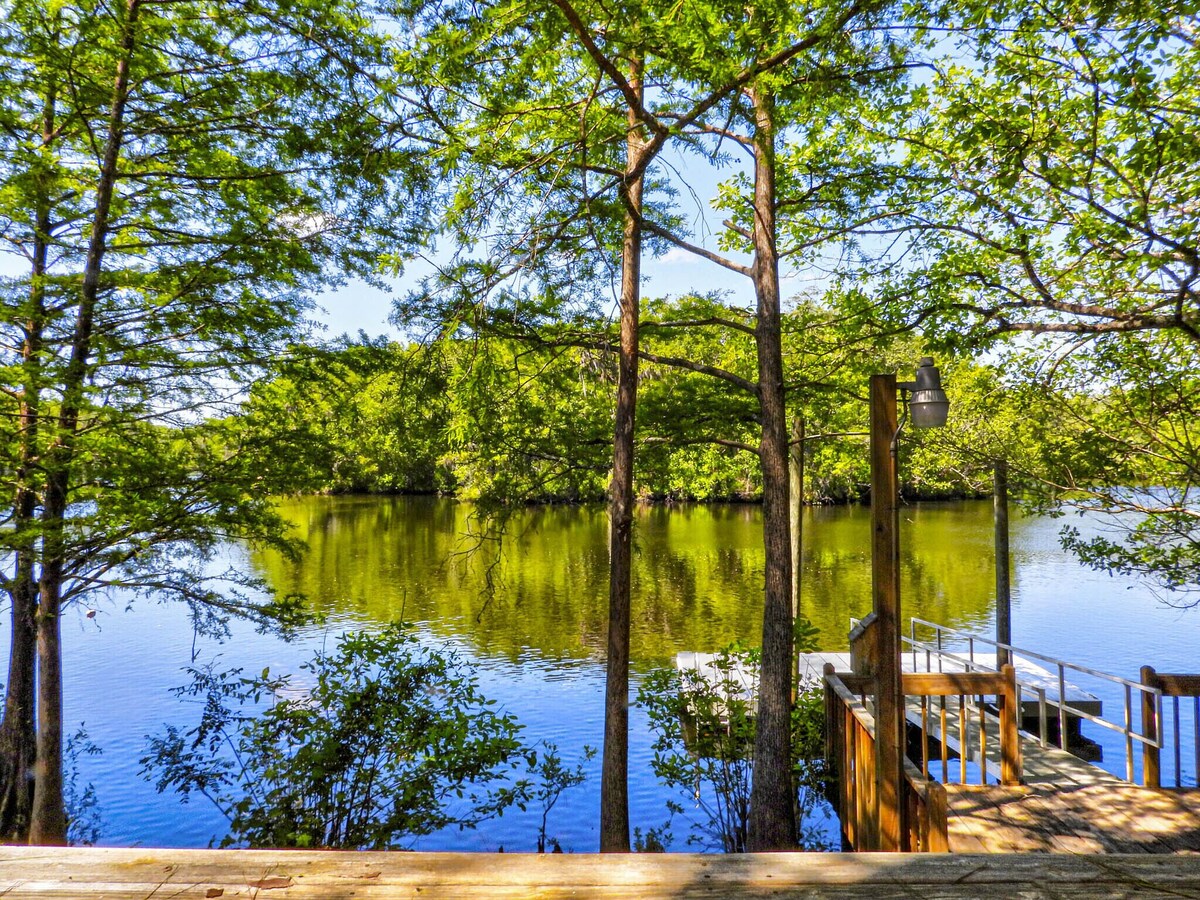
[{"xmin": 869, "ymin": 357, "xmax": 949, "ymax": 851}]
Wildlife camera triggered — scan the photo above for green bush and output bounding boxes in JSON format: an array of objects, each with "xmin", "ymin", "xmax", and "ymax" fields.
[{"xmin": 142, "ymin": 625, "xmax": 530, "ymax": 849}]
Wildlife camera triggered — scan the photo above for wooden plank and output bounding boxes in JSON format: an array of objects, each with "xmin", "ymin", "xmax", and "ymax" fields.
[
  {"xmin": 942, "ymin": 783, "xmax": 1200, "ymax": 857},
  {"xmin": 991, "ymin": 787, "xmax": 1102, "ymax": 855},
  {"xmin": 926, "ymin": 780, "xmax": 950, "ymax": 853},
  {"xmin": 944, "ymin": 786, "xmax": 1054, "ymax": 853},
  {"xmin": 9, "ymin": 847, "xmax": 1200, "ymax": 898},
  {"xmin": 1014, "ymin": 788, "xmax": 1113, "ymax": 855},
  {"xmin": 1143, "ymin": 666, "xmax": 1162, "ymax": 788},
  {"xmin": 943, "ymin": 795, "xmax": 1002, "ymax": 854},
  {"xmin": 999, "ymin": 665, "xmax": 1021, "ymax": 786},
  {"xmin": 1152, "ymin": 674, "xmax": 1200, "ymax": 697},
  {"xmin": 903, "ymin": 672, "xmax": 1005, "ymax": 697}
]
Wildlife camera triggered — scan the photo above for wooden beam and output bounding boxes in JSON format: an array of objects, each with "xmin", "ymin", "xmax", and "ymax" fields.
[
  {"xmin": 9, "ymin": 847, "xmax": 1200, "ymax": 897},
  {"xmin": 1150, "ymin": 674, "xmax": 1200, "ymax": 696},
  {"xmin": 869, "ymin": 373, "xmax": 903, "ymax": 852},
  {"xmin": 902, "ymin": 672, "xmax": 1006, "ymax": 696},
  {"xmin": 999, "ymin": 664, "xmax": 1022, "ymax": 786},
  {"xmin": 1142, "ymin": 665, "xmax": 1161, "ymax": 789}
]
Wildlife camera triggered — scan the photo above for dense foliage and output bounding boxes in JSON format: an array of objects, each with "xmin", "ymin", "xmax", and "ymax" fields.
[
  {"xmin": 142, "ymin": 626, "xmax": 530, "ymax": 849},
  {"xmin": 246, "ymin": 299, "xmax": 992, "ymax": 504}
]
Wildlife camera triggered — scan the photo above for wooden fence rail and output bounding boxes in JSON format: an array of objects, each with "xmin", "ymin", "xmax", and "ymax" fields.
[
  {"xmin": 824, "ymin": 664, "xmax": 1021, "ymax": 852},
  {"xmin": 1141, "ymin": 666, "xmax": 1200, "ymax": 789}
]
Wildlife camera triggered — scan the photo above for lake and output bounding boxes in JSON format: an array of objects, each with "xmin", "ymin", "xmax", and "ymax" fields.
[{"xmin": 9, "ymin": 496, "xmax": 1197, "ymax": 850}]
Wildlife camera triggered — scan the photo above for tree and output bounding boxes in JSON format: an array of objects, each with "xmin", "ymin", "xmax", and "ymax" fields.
[
  {"xmin": 852, "ymin": 0, "xmax": 1200, "ymax": 597},
  {"xmin": 629, "ymin": 4, "xmax": 906, "ymax": 844},
  {"xmin": 392, "ymin": 0, "xmax": 887, "ymax": 847},
  {"xmin": 239, "ymin": 338, "xmax": 456, "ymax": 495},
  {"xmin": 143, "ymin": 625, "xmax": 529, "ymax": 849},
  {"xmin": 0, "ymin": 0, "xmax": 418, "ymax": 841}
]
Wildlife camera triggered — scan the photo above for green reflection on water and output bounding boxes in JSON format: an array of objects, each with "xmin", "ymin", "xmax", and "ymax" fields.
[{"xmin": 252, "ymin": 497, "xmax": 1001, "ymax": 670}]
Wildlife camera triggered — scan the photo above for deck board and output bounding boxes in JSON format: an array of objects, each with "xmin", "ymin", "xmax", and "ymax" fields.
[
  {"xmin": 7, "ymin": 847, "xmax": 1200, "ymax": 899},
  {"xmin": 944, "ymin": 785, "xmax": 1200, "ymax": 854}
]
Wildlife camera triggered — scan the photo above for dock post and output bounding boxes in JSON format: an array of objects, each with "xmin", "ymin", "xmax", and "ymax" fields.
[
  {"xmin": 870, "ymin": 374, "xmax": 903, "ymax": 852},
  {"xmin": 999, "ymin": 664, "xmax": 1021, "ymax": 784},
  {"xmin": 994, "ymin": 460, "xmax": 1012, "ymax": 667},
  {"xmin": 1141, "ymin": 665, "xmax": 1161, "ymax": 788}
]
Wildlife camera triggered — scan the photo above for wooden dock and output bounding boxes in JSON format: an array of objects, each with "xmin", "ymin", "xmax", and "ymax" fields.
[
  {"xmin": 7, "ymin": 846, "xmax": 1200, "ymax": 898},
  {"xmin": 825, "ymin": 665, "xmax": 1200, "ymax": 855}
]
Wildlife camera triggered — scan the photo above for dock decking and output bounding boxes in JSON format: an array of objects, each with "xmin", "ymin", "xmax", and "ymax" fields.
[
  {"xmin": 825, "ymin": 662, "xmax": 1200, "ymax": 855},
  {"xmin": 944, "ymin": 784, "xmax": 1200, "ymax": 854},
  {"xmin": 6, "ymin": 846, "xmax": 1200, "ymax": 898}
]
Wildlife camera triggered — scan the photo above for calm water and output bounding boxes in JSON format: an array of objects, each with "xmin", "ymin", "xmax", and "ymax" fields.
[{"xmin": 8, "ymin": 497, "xmax": 1197, "ymax": 849}]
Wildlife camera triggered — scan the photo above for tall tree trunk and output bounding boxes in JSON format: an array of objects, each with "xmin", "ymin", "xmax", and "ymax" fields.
[
  {"xmin": 29, "ymin": 0, "xmax": 141, "ymax": 844},
  {"xmin": 0, "ymin": 78, "xmax": 57, "ymax": 841},
  {"xmin": 29, "ymin": 520, "xmax": 66, "ymax": 845},
  {"xmin": 0, "ymin": 575, "xmax": 37, "ymax": 841},
  {"xmin": 600, "ymin": 57, "xmax": 644, "ymax": 854},
  {"xmin": 746, "ymin": 83, "xmax": 797, "ymax": 851}
]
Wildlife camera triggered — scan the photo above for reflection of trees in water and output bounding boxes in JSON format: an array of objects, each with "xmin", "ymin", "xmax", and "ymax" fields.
[{"xmin": 251, "ymin": 497, "xmax": 1004, "ymax": 669}]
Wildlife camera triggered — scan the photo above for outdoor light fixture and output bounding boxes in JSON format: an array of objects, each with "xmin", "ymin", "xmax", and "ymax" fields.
[
  {"xmin": 898, "ymin": 357, "xmax": 950, "ymax": 430},
  {"xmin": 866, "ymin": 356, "xmax": 950, "ymax": 850}
]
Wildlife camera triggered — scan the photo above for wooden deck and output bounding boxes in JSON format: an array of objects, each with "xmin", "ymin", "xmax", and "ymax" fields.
[
  {"xmin": 905, "ymin": 672, "xmax": 1200, "ymax": 852},
  {"xmin": 7, "ymin": 846, "xmax": 1200, "ymax": 898},
  {"xmin": 826, "ymin": 664, "xmax": 1200, "ymax": 855},
  {"xmin": 945, "ymin": 784, "xmax": 1200, "ymax": 853}
]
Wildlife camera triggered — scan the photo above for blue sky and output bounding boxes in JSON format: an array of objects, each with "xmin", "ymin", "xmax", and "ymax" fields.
[{"xmin": 313, "ymin": 144, "xmax": 829, "ymax": 340}]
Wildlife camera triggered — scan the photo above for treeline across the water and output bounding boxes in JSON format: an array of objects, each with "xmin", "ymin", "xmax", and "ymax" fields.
[{"xmin": 242, "ymin": 294, "xmax": 1077, "ymax": 507}]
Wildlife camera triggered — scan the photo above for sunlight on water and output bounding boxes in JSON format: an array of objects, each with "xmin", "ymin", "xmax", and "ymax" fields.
[{"xmin": 3, "ymin": 497, "xmax": 1193, "ymax": 850}]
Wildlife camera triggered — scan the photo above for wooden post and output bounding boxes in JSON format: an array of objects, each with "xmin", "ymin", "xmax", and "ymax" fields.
[
  {"xmin": 994, "ymin": 460, "xmax": 1012, "ymax": 667},
  {"xmin": 790, "ymin": 416, "xmax": 804, "ymax": 682},
  {"xmin": 999, "ymin": 664, "xmax": 1021, "ymax": 785},
  {"xmin": 1142, "ymin": 665, "xmax": 1161, "ymax": 788},
  {"xmin": 926, "ymin": 781, "xmax": 950, "ymax": 852},
  {"xmin": 869, "ymin": 374, "xmax": 903, "ymax": 852}
]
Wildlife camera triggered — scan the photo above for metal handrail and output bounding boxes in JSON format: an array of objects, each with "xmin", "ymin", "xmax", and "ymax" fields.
[{"xmin": 905, "ymin": 618, "xmax": 1163, "ymax": 782}]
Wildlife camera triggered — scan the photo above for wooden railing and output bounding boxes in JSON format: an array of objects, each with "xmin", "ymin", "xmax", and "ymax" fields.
[
  {"xmin": 824, "ymin": 665, "xmax": 880, "ymax": 850},
  {"xmin": 903, "ymin": 757, "xmax": 949, "ymax": 853},
  {"xmin": 1141, "ymin": 666, "xmax": 1200, "ymax": 789},
  {"xmin": 824, "ymin": 663, "xmax": 1021, "ymax": 852},
  {"xmin": 911, "ymin": 618, "xmax": 1160, "ymax": 782}
]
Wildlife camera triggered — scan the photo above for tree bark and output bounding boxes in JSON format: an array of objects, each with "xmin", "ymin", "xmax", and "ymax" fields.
[
  {"xmin": 0, "ymin": 574, "xmax": 37, "ymax": 841},
  {"xmin": 600, "ymin": 57, "xmax": 644, "ymax": 854},
  {"xmin": 746, "ymin": 84, "xmax": 797, "ymax": 851},
  {"xmin": 29, "ymin": 537, "xmax": 66, "ymax": 845},
  {"xmin": 0, "ymin": 74, "xmax": 57, "ymax": 842}
]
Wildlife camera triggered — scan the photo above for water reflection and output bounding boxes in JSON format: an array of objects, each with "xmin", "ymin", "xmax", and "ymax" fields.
[
  {"xmin": 19, "ymin": 496, "xmax": 1187, "ymax": 849},
  {"xmin": 253, "ymin": 497, "xmax": 1003, "ymax": 667}
]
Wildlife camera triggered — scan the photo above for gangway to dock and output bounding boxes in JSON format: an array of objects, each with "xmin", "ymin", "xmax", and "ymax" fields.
[{"xmin": 821, "ymin": 618, "xmax": 1200, "ymax": 854}]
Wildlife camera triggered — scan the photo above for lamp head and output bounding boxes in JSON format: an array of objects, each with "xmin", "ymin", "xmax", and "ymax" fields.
[{"xmin": 908, "ymin": 357, "xmax": 950, "ymax": 428}]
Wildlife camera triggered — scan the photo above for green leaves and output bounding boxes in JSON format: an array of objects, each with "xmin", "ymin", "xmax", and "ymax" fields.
[
  {"xmin": 636, "ymin": 640, "xmax": 832, "ymax": 851},
  {"xmin": 142, "ymin": 624, "xmax": 530, "ymax": 849}
]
